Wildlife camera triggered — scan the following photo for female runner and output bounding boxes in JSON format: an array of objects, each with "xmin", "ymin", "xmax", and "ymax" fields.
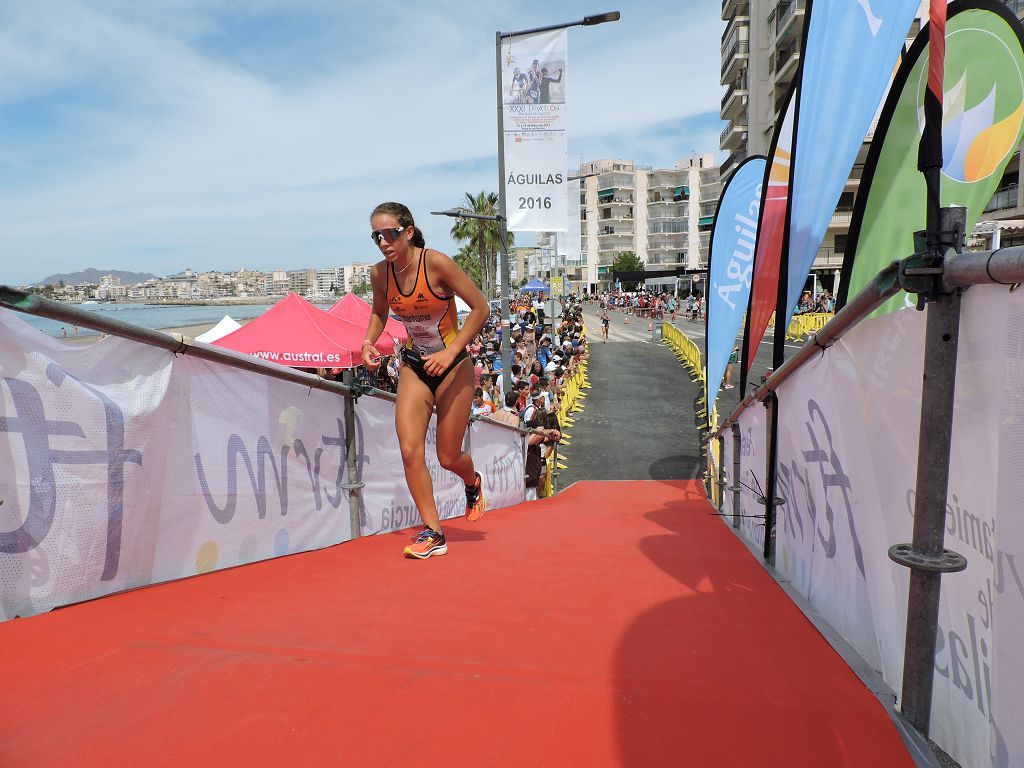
[{"xmin": 361, "ymin": 202, "xmax": 490, "ymax": 559}]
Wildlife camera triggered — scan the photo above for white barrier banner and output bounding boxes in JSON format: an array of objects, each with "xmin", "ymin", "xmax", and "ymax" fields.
[
  {"xmin": 161, "ymin": 356, "xmax": 352, "ymax": 583},
  {"xmin": 774, "ymin": 340, "xmax": 884, "ymax": 671},
  {"xmin": 0, "ymin": 309, "xmax": 528, "ymax": 620},
  {"xmin": 734, "ymin": 400, "xmax": 767, "ymax": 551},
  {"xmin": 769, "ymin": 286, "xmax": 1024, "ymax": 768},
  {"xmin": 470, "ymin": 418, "xmax": 525, "ymax": 511},
  {"xmin": 501, "ymin": 29, "xmax": 568, "ymax": 232},
  {"xmin": 721, "ymin": 431, "xmax": 734, "ymax": 522},
  {"xmin": 355, "ymin": 395, "xmax": 464, "ymax": 536}
]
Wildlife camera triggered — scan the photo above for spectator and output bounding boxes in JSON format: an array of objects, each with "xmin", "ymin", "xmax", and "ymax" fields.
[
  {"xmin": 491, "ymin": 391, "xmax": 521, "ymax": 428},
  {"xmin": 471, "ymin": 387, "xmax": 495, "ymax": 417},
  {"xmin": 524, "ymin": 414, "xmax": 561, "ymax": 501},
  {"xmin": 723, "ymin": 347, "xmax": 738, "ymax": 390}
]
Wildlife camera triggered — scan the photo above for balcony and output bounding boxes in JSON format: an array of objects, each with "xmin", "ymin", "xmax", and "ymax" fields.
[
  {"xmin": 648, "ymin": 207, "xmax": 687, "ymax": 220},
  {"xmin": 721, "ymin": 40, "xmax": 749, "ymax": 84},
  {"xmin": 722, "ymin": 0, "xmax": 749, "ymax": 20},
  {"xmin": 776, "ymin": 46, "xmax": 800, "ymax": 87},
  {"xmin": 720, "ymin": 119, "xmax": 747, "ymax": 151},
  {"xmin": 647, "ymin": 173, "xmax": 685, "ymax": 190},
  {"xmin": 813, "ymin": 247, "xmax": 843, "ymax": 268},
  {"xmin": 775, "ymin": 0, "xmax": 805, "ymax": 44},
  {"xmin": 984, "ymin": 184, "xmax": 1019, "ymax": 213},
  {"xmin": 597, "ymin": 174, "xmax": 635, "ymax": 190},
  {"xmin": 700, "ymin": 201, "xmax": 720, "ymax": 217},
  {"xmin": 721, "ymin": 77, "xmax": 749, "ymax": 121},
  {"xmin": 647, "ymin": 224, "xmax": 687, "ymax": 237},
  {"xmin": 828, "ymin": 210, "xmax": 853, "ymax": 229},
  {"xmin": 721, "ymin": 13, "xmax": 749, "ymax": 47},
  {"xmin": 719, "ymin": 151, "xmax": 748, "ymax": 180}
]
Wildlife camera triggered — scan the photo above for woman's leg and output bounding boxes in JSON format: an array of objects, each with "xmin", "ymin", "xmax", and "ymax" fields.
[
  {"xmin": 395, "ymin": 366, "xmax": 441, "ymax": 531},
  {"xmin": 432, "ymin": 359, "xmax": 477, "ymax": 485}
]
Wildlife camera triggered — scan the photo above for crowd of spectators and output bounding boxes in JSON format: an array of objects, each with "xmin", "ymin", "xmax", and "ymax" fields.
[{"xmin": 794, "ymin": 290, "xmax": 835, "ymax": 314}]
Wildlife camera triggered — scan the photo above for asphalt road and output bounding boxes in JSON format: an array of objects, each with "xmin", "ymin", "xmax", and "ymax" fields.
[{"xmin": 553, "ymin": 303, "xmax": 803, "ymax": 489}]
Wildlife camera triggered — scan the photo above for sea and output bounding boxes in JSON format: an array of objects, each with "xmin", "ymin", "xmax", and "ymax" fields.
[{"xmin": 5, "ymin": 302, "xmax": 332, "ymax": 338}]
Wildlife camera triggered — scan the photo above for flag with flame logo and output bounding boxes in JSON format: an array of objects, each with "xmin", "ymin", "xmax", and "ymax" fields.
[{"xmin": 839, "ymin": 0, "xmax": 1024, "ymax": 315}]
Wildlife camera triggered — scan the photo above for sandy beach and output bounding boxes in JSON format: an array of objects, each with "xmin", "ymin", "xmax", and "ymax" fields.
[{"xmin": 66, "ymin": 319, "xmax": 252, "ymax": 343}]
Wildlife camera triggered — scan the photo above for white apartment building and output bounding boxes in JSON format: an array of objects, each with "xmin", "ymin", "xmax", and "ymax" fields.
[
  {"xmin": 535, "ymin": 155, "xmax": 721, "ymax": 293},
  {"xmin": 343, "ymin": 263, "xmax": 373, "ymax": 294},
  {"xmin": 313, "ymin": 268, "xmax": 342, "ymax": 299}
]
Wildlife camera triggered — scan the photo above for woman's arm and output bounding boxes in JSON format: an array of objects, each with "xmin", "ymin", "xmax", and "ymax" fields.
[
  {"xmin": 361, "ymin": 261, "xmax": 388, "ymax": 370},
  {"xmin": 420, "ymin": 250, "xmax": 489, "ymax": 375}
]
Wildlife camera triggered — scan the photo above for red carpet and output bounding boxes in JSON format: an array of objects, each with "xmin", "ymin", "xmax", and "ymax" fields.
[{"xmin": 0, "ymin": 481, "xmax": 913, "ymax": 767}]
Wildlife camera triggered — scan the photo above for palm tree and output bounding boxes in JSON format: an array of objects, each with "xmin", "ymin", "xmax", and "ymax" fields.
[
  {"xmin": 448, "ymin": 191, "xmax": 513, "ymax": 299},
  {"xmin": 453, "ymin": 243, "xmax": 481, "ymax": 285}
]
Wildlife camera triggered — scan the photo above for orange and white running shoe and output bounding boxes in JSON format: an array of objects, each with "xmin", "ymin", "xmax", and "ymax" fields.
[
  {"xmin": 466, "ymin": 472, "xmax": 485, "ymax": 522},
  {"xmin": 403, "ymin": 528, "xmax": 447, "ymax": 559}
]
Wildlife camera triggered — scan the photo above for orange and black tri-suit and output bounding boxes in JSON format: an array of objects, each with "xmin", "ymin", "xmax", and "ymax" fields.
[{"xmin": 386, "ymin": 249, "xmax": 467, "ymax": 393}]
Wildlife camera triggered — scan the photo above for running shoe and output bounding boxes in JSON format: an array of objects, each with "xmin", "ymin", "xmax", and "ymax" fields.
[
  {"xmin": 466, "ymin": 472, "xmax": 485, "ymax": 522},
  {"xmin": 403, "ymin": 528, "xmax": 447, "ymax": 559}
]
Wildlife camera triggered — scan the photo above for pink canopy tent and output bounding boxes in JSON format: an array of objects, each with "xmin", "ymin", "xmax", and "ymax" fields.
[
  {"xmin": 327, "ymin": 292, "xmax": 408, "ymax": 345},
  {"xmin": 213, "ymin": 293, "xmax": 398, "ymax": 369}
]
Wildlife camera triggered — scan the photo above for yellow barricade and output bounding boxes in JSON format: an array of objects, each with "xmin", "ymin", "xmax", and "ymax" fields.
[
  {"xmin": 662, "ymin": 322, "xmax": 718, "ymax": 432},
  {"xmin": 539, "ymin": 338, "xmax": 590, "ymax": 497},
  {"xmin": 786, "ymin": 312, "xmax": 833, "ymax": 340},
  {"xmin": 761, "ymin": 311, "xmax": 834, "ymax": 341}
]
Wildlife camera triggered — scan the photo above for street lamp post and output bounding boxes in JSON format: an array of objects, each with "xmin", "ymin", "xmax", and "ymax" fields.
[
  {"xmin": 431, "ymin": 209, "xmax": 515, "ymax": 393},
  {"xmin": 494, "ymin": 12, "xmax": 620, "ymax": 390}
]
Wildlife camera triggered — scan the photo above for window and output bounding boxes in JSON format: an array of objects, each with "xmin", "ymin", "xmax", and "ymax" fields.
[
  {"xmin": 837, "ymin": 191, "xmax": 855, "ymax": 211},
  {"xmin": 834, "ymin": 234, "xmax": 848, "ymax": 254},
  {"xmin": 601, "ymin": 208, "xmax": 611, "ymax": 220}
]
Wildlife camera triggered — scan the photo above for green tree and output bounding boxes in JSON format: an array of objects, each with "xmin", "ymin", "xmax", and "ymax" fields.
[
  {"xmin": 448, "ymin": 191, "xmax": 514, "ymax": 299},
  {"xmin": 611, "ymin": 251, "xmax": 644, "ymax": 289}
]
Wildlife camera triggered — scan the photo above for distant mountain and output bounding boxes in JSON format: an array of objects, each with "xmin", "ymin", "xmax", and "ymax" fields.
[{"xmin": 35, "ymin": 268, "xmax": 159, "ymax": 286}]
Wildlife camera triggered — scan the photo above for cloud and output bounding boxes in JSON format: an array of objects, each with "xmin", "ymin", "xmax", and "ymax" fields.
[{"xmin": 0, "ymin": 0, "xmax": 726, "ymax": 285}]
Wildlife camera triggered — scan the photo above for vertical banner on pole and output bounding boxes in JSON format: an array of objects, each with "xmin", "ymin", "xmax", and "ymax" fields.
[
  {"xmin": 501, "ymin": 30, "xmax": 568, "ymax": 232},
  {"xmin": 706, "ymin": 155, "xmax": 766, "ymax": 419},
  {"xmin": 782, "ymin": 0, "xmax": 919, "ymax": 329},
  {"xmin": 742, "ymin": 87, "xmax": 797, "ymax": 388}
]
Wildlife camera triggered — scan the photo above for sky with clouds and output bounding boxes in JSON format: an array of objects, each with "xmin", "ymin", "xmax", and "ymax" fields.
[{"xmin": 1, "ymin": 0, "xmax": 726, "ymax": 285}]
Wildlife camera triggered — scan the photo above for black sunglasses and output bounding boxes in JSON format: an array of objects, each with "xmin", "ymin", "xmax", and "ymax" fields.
[{"xmin": 370, "ymin": 226, "xmax": 406, "ymax": 246}]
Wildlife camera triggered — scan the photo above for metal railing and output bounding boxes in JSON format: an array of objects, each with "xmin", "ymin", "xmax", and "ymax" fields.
[
  {"xmin": 775, "ymin": 0, "xmax": 804, "ymax": 38},
  {"xmin": 983, "ymin": 183, "xmax": 1018, "ymax": 213},
  {"xmin": 721, "ymin": 39, "xmax": 750, "ymax": 70},
  {"xmin": 709, "ymin": 214, "xmax": 1024, "ymax": 748},
  {"xmin": 0, "ymin": 286, "xmax": 536, "ymax": 539},
  {"xmin": 721, "ymin": 76, "xmax": 749, "ymax": 111}
]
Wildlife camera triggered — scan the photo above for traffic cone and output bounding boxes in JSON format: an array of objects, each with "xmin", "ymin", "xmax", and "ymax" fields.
[
  {"xmin": 648, "ymin": 322, "xmax": 653, "ymax": 332},
  {"xmin": 624, "ymin": 315, "xmax": 629, "ymax": 324}
]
